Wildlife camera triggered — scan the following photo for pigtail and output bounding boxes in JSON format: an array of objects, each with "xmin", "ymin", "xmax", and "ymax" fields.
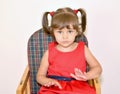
[
  {"xmin": 77, "ymin": 8, "xmax": 87, "ymax": 33},
  {"xmin": 42, "ymin": 12, "xmax": 51, "ymax": 34}
]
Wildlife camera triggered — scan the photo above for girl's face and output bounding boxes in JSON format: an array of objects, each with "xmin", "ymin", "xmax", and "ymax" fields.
[{"xmin": 53, "ymin": 25, "xmax": 78, "ymax": 48}]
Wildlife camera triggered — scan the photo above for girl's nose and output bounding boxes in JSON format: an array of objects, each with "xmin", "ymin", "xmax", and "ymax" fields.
[{"xmin": 62, "ymin": 32, "xmax": 68, "ymax": 39}]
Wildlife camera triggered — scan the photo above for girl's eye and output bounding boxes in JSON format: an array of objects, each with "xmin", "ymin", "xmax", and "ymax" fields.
[
  {"xmin": 68, "ymin": 30, "xmax": 73, "ymax": 33},
  {"xmin": 57, "ymin": 31, "xmax": 62, "ymax": 34}
]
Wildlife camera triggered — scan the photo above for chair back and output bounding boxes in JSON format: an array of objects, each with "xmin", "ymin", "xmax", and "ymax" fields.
[{"xmin": 28, "ymin": 29, "xmax": 88, "ymax": 94}]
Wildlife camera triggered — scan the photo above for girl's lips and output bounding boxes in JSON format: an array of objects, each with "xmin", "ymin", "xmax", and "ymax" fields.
[{"xmin": 62, "ymin": 41, "xmax": 69, "ymax": 43}]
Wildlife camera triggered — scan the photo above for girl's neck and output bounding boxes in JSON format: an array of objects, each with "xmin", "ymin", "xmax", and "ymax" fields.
[{"xmin": 56, "ymin": 42, "xmax": 78, "ymax": 52}]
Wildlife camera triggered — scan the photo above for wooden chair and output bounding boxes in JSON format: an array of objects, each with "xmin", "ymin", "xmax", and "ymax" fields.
[{"xmin": 16, "ymin": 29, "xmax": 101, "ymax": 94}]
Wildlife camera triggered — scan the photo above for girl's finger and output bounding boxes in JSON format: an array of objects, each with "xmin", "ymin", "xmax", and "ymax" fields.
[
  {"xmin": 70, "ymin": 73, "xmax": 82, "ymax": 80},
  {"xmin": 54, "ymin": 81, "xmax": 62, "ymax": 89}
]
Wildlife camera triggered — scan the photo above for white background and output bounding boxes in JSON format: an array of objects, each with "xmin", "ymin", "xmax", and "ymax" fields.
[{"xmin": 1, "ymin": 0, "xmax": 120, "ymax": 94}]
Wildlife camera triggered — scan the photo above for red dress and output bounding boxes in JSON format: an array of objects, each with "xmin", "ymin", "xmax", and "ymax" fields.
[{"xmin": 38, "ymin": 42, "xmax": 96, "ymax": 94}]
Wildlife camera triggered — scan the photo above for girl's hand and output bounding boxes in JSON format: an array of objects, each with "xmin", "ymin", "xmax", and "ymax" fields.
[
  {"xmin": 70, "ymin": 68, "xmax": 88, "ymax": 81},
  {"xmin": 43, "ymin": 78, "xmax": 62, "ymax": 89}
]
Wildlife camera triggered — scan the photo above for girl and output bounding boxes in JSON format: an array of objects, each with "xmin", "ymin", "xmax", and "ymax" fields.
[{"xmin": 36, "ymin": 7, "xmax": 102, "ymax": 94}]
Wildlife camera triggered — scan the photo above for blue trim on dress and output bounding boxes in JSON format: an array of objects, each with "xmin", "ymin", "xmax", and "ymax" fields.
[{"xmin": 48, "ymin": 75, "xmax": 75, "ymax": 81}]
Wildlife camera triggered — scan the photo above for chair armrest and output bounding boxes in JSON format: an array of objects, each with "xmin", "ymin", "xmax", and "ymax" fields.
[
  {"xmin": 88, "ymin": 78, "xmax": 101, "ymax": 94},
  {"xmin": 16, "ymin": 65, "xmax": 30, "ymax": 94},
  {"xmin": 93, "ymin": 78, "xmax": 101, "ymax": 94}
]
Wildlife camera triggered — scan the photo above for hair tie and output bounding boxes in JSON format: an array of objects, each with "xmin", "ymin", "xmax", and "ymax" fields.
[
  {"xmin": 49, "ymin": 11, "xmax": 54, "ymax": 16},
  {"xmin": 73, "ymin": 9, "xmax": 78, "ymax": 14}
]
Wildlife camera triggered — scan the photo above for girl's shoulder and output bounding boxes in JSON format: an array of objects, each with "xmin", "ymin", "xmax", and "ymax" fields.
[
  {"xmin": 48, "ymin": 42, "xmax": 57, "ymax": 48},
  {"xmin": 78, "ymin": 41, "xmax": 85, "ymax": 46}
]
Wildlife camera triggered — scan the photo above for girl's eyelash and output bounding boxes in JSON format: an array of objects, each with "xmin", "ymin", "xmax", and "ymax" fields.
[
  {"xmin": 69, "ymin": 30, "xmax": 72, "ymax": 32},
  {"xmin": 58, "ymin": 31, "xmax": 62, "ymax": 33},
  {"xmin": 68, "ymin": 30, "xmax": 74, "ymax": 33}
]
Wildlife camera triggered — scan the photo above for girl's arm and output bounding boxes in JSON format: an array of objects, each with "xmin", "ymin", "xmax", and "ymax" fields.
[
  {"xmin": 36, "ymin": 50, "xmax": 62, "ymax": 89},
  {"xmin": 71, "ymin": 45, "xmax": 102, "ymax": 81},
  {"xmin": 84, "ymin": 45, "xmax": 102, "ymax": 80}
]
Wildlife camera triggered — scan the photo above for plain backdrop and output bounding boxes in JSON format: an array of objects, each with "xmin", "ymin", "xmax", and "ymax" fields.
[{"xmin": 0, "ymin": 0, "xmax": 120, "ymax": 94}]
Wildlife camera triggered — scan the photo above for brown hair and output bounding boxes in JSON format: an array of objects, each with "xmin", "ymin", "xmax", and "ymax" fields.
[{"xmin": 42, "ymin": 7, "xmax": 87, "ymax": 36}]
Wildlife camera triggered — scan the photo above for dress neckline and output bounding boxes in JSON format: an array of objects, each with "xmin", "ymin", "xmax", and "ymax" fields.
[{"xmin": 54, "ymin": 42, "xmax": 81, "ymax": 53}]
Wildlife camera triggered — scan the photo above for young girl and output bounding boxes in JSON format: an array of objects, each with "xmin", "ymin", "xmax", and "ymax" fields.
[{"xmin": 36, "ymin": 7, "xmax": 102, "ymax": 94}]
